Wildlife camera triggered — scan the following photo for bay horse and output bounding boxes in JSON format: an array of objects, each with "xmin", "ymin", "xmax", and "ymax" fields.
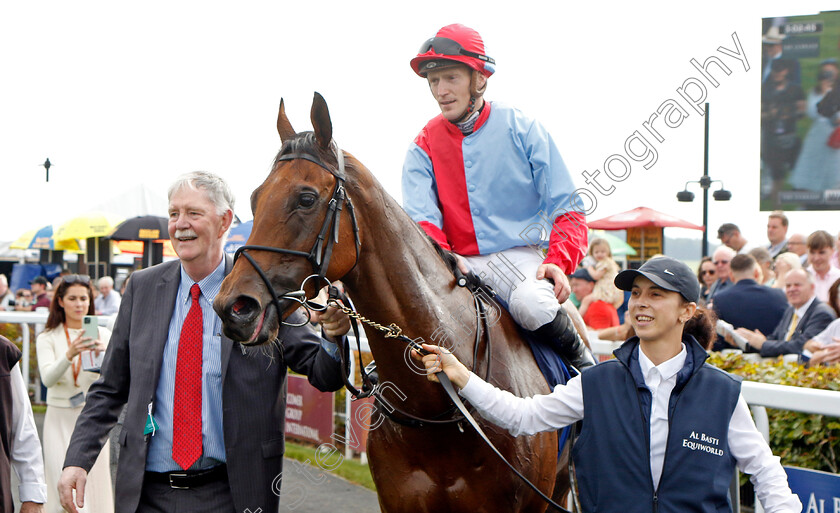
[{"xmin": 214, "ymin": 93, "xmax": 584, "ymax": 512}]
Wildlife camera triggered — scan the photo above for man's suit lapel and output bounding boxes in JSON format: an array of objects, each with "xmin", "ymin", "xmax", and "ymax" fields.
[
  {"xmin": 220, "ymin": 255, "xmax": 234, "ymax": 385},
  {"xmin": 148, "ymin": 262, "xmax": 182, "ymax": 392}
]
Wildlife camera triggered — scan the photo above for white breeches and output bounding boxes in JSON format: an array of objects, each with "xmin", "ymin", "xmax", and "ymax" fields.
[{"xmin": 463, "ymin": 246, "xmax": 560, "ymax": 331}]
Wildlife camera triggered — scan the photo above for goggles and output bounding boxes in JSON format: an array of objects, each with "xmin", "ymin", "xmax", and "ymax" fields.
[{"xmin": 418, "ymin": 37, "xmax": 495, "ymax": 65}]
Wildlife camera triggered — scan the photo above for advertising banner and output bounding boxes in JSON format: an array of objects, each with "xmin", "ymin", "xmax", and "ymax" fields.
[{"xmin": 284, "ymin": 374, "xmax": 334, "ymax": 445}]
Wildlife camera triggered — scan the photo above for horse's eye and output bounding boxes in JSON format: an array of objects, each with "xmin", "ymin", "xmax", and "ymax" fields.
[{"xmin": 298, "ymin": 193, "xmax": 317, "ymax": 208}]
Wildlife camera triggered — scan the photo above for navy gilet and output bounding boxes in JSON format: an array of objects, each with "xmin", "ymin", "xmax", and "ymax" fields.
[{"xmin": 572, "ymin": 336, "xmax": 742, "ymax": 512}]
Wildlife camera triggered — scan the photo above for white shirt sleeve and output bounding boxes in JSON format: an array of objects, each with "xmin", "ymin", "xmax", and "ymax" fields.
[
  {"xmin": 9, "ymin": 363, "xmax": 47, "ymax": 503},
  {"xmin": 728, "ymin": 395, "xmax": 801, "ymax": 513},
  {"xmin": 458, "ymin": 372, "xmax": 584, "ymax": 436}
]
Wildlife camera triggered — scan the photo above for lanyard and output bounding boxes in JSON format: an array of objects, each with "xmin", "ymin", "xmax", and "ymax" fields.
[{"xmin": 63, "ymin": 324, "xmax": 82, "ymax": 387}]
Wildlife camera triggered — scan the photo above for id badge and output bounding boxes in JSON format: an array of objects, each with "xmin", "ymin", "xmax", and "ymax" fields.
[
  {"xmin": 144, "ymin": 402, "xmax": 160, "ymax": 437},
  {"xmin": 68, "ymin": 392, "xmax": 85, "ymax": 408}
]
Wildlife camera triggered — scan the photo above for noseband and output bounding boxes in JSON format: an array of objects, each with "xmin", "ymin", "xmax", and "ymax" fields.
[{"xmin": 233, "ymin": 140, "xmax": 360, "ymax": 327}]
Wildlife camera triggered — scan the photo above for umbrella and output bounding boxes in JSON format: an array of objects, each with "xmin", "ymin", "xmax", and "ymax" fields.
[
  {"xmin": 54, "ymin": 211, "xmax": 125, "ymax": 240},
  {"xmin": 224, "ymin": 220, "xmax": 253, "ymax": 253},
  {"xmin": 590, "ymin": 230, "xmax": 636, "ymax": 257},
  {"xmin": 109, "ymin": 215, "xmax": 169, "ymax": 241},
  {"xmin": 588, "ymin": 206, "xmax": 704, "ymax": 231},
  {"xmin": 10, "ymin": 225, "xmax": 80, "ymax": 252}
]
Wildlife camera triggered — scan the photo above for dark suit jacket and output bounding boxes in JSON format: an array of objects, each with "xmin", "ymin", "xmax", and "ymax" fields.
[
  {"xmin": 712, "ymin": 279, "xmax": 788, "ymax": 352},
  {"xmin": 761, "ymin": 297, "xmax": 836, "ymax": 357},
  {"xmin": 64, "ymin": 257, "xmax": 345, "ymax": 513}
]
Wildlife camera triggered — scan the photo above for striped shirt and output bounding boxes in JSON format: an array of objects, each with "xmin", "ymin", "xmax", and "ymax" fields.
[{"xmin": 146, "ymin": 258, "xmax": 226, "ymax": 472}]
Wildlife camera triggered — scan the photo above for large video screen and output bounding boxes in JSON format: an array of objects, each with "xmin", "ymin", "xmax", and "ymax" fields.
[{"xmin": 761, "ymin": 11, "xmax": 840, "ymax": 211}]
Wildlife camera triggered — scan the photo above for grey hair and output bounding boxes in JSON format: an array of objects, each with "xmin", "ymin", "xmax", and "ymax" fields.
[
  {"xmin": 168, "ymin": 171, "xmax": 235, "ymax": 216},
  {"xmin": 97, "ymin": 276, "xmax": 114, "ymax": 288}
]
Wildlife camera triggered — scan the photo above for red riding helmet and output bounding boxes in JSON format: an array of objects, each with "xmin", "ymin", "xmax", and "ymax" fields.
[{"xmin": 410, "ymin": 24, "xmax": 496, "ymax": 78}]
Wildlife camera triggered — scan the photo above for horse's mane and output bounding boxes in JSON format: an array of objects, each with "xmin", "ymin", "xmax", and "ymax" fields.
[{"xmin": 427, "ymin": 236, "xmax": 460, "ymax": 276}]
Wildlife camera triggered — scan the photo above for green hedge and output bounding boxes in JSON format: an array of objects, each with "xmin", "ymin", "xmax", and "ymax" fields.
[{"xmin": 708, "ymin": 353, "xmax": 840, "ymax": 473}]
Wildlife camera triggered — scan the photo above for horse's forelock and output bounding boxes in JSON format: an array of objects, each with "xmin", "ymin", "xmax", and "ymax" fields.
[{"xmin": 272, "ymin": 132, "xmax": 337, "ymax": 169}]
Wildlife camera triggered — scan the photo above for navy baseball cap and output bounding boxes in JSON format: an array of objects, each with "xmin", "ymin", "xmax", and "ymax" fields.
[
  {"xmin": 614, "ymin": 257, "xmax": 700, "ymax": 303},
  {"xmin": 569, "ymin": 268, "xmax": 596, "ymax": 282},
  {"xmin": 30, "ymin": 276, "xmax": 48, "ymax": 286}
]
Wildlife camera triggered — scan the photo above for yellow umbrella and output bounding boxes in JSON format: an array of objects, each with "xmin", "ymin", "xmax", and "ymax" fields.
[
  {"xmin": 10, "ymin": 225, "xmax": 81, "ymax": 252},
  {"xmin": 54, "ymin": 212, "xmax": 125, "ymax": 240}
]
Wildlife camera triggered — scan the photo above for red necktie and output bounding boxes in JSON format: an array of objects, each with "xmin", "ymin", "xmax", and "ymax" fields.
[{"xmin": 173, "ymin": 283, "xmax": 203, "ymax": 470}]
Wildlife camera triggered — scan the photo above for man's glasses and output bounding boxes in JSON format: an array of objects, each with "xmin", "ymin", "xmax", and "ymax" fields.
[
  {"xmin": 713, "ymin": 259, "xmax": 730, "ymax": 266},
  {"xmin": 418, "ymin": 37, "xmax": 495, "ymax": 64},
  {"xmin": 63, "ymin": 274, "xmax": 91, "ymax": 285}
]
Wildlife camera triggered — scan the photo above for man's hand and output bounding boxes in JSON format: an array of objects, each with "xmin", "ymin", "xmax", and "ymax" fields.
[
  {"xmin": 20, "ymin": 502, "xmax": 43, "ymax": 513},
  {"xmin": 309, "ymin": 282, "xmax": 351, "ymax": 341},
  {"xmin": 536, "ymin": 263, "xmax": 570, "ymax": 303},
  {"xmin": 58, "ymin": 466, "xmax": 88, "ymax": 513},
  {"xmin": 735, "ymin": 328, "xmax": 767, "ymax": 350}
]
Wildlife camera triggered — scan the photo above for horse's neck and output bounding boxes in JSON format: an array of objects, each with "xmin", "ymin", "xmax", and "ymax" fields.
[{"xmin": 343, "ymin": 197, "xmax": 476, "ymax": 395}]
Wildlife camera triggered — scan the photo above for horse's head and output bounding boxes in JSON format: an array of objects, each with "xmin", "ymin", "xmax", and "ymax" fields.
[{"xmin": 214, "ymin": 93, "xmax": 362, "ymax": 344}]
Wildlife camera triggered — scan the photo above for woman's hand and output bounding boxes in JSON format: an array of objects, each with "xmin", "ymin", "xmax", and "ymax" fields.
[
  {"xmin": 412, "ymin": 344, "xmax": 471, "ymax": 389},
  {"xmin": 65, "ymin": 332, "xmax": 95, "ymax": 361}
]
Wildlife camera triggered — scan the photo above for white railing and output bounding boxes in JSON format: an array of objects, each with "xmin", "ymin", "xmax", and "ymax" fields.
[{"xmin": 0, "ymin": 311, "xmax": 113, "ymax": 391}]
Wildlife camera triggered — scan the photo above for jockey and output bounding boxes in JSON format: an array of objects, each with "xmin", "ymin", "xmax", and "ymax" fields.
[{"xmin": 402, "ymin": 23, "xmax": 595, "ymax": 370}]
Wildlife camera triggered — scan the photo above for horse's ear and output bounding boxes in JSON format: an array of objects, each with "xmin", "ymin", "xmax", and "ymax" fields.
[
  {"xmin": 310, "ymin": 92, "xmax": 333, "ymax": 150},
  {"xmin": 276, "ymin": 98, "xmax": 296, "ymax": 142}
]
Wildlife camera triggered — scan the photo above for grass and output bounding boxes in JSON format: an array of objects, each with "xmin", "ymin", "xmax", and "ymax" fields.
[{"xmin": 284, "ymin": 441, "xmax": 376, "ymax": 492}]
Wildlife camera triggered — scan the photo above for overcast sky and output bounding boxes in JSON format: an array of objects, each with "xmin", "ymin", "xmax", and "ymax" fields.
[{"xmin": 2, "ymin": 1, "xmax": 838, "ymax": 248}]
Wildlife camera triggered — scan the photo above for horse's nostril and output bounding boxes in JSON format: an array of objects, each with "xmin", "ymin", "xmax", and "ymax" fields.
[{"xmin": 228, "ymin": 296, "xmax": 260, "ymax": 322}]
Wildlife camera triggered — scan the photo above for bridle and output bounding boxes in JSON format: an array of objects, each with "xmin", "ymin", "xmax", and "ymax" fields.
[{"xmin": 232, "ymin": 139, "xmax": 360, "ymax": 327}]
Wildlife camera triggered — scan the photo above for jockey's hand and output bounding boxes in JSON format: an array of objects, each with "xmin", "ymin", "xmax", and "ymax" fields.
[
  {"xmin": 412, "ymin": 344, "xmax": 471, "ymax": 389},
  {"xmin": 309, "ymin": 282, "xmax": 351, "ymax": 341},
  {"xmin": 453, "ymin": 253, "xmax": 470, "ymax": 275},
  {"xmin": 536, "ymin": 263, "xmax": 570, "ymax": 303}
]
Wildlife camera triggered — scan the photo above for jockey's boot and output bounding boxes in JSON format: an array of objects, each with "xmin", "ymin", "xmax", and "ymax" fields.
[{"xmin": 530, "ymin": 309, "xmax": 596, "ymax": 371}]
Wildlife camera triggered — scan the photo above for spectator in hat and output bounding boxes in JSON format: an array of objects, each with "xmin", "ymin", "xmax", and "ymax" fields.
[
  {"xmin": 761, "ymin": 58, "xmax": 805, "ymax": 202},
  {"xmin": 416, "ymin": 256, "xmax": 801, "ymax": 512},
  {"xmin": 569, "ymin": 268, "xmax": 619, "ymax": 330},
  {"xmin": 29, "ymin": 277, "xmax": 51, "ymax": 311}
]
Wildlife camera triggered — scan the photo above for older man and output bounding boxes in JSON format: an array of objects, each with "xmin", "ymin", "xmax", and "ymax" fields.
[
  {"xmin": 59, "ymin": 171, "xmax": 350, "ymax": 513},
  {"xmin": 94, "ymin": 276, "xmax": 121, "ymax": 315},
  {"xmin": 737, "ymin": 269, "xmax": 836, "ymax": 357},
  {"xmin": 786, "ymin": 233, "xmax": 808, "ymax": 265},
  {"xmin": 707, "ymin": 245, "xmax": 737, "ymax": 303},
  {"xmin": 713, "ymin": 254, "xmax": 788, "ymax": 352}
]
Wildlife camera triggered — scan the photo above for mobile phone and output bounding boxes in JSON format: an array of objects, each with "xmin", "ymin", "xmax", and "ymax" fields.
[{"xmin": 83, "ymin": 315, "xmax": 98, "ymax": 345}]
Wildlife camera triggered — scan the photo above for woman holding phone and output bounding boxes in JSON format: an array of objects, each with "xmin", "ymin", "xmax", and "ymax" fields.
[{"xmin": 36, "ymin": 274, "xmax": 113, "ymax": 513}]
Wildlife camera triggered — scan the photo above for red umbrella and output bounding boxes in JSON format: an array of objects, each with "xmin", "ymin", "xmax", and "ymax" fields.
[{"xmin": 588, "ymin": 206, "xmax": 704, "ymax": 231}]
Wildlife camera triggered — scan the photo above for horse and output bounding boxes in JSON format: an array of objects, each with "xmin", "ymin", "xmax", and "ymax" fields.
[{"xmin": 214, "ymin": 92, "xmax": 586, "ymax": 512}]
